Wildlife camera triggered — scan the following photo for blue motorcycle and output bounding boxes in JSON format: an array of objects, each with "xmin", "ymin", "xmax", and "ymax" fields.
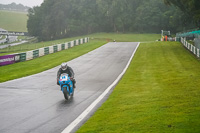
[{"xmin": 59, "ymin": 73, "xmax": 74, "ymax": 100}]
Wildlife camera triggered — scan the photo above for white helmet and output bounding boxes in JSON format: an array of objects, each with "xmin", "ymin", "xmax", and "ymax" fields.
[{"xmin": 61, "ymin": 62, "xmax": 67, "ymax": 71}]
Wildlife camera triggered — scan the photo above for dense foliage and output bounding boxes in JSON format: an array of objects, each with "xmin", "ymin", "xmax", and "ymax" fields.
[
  {"xmin": 164, "ymin": 0, "xmax": 200, "ymax": 27},
  {"xmin": 27, "ymin": 0, "xmax": 196, "ymax": 41}
]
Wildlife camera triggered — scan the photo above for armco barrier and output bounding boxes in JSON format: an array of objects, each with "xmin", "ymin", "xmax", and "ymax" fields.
[{"xmin": 0, "ymin": 37, "xmax": 89, "ymax": 66}]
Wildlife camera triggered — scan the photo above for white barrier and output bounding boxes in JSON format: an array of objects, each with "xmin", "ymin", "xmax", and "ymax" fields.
[
  {"xmin": 65, "ymin": 42, "xmax": 68, "ymax": 49},
  {"xmin": 76, "ymin": 40, "xmax": 79, "ymax": 45},
  {"xmin": 80, "ymin": 38, "xmax": 83, "ymax": 44},
  {"xmin": 49, "ymin": 46, "xmax": 54, "ymax": 54},
  {"xmin": 70, "ymin": 41, "xmax": 74, "ymax": 47},
  {"xmin": 181, "ymin": 37, "xmax": 199, "ymax": 57},
  {"xmin": 57, "ymin": 44, "xmax": 62, "ymax": 51},
  {"xmin": 39, "ymin": 48, "xmax": 44, "ymax": 57},
  {"xmin": 26, "ymin": 51, "xmax": 33, "ymax": 60}
]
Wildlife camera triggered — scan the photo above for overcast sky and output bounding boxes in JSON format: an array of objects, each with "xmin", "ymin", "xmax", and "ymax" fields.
[{"xmin": 0, "ymin": 0, "xmax": 44, "ymax": 7}]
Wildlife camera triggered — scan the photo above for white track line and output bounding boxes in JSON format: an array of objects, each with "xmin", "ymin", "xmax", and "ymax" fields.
[{"xmin": 61, "ymin": 42, "xmax": 140, "ymax": 133}]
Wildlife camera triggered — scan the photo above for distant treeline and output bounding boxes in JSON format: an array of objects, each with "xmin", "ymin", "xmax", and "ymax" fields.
[
  {"xmin": 27, "ymin": 0, "xmax": 199, "ymax": 41},
  {"xmin": 0, "ymin": 2, "xmax": 30, "ymax": 12},
  {"xmin": 164, "ymin": 0, "xmax": 200, "ymax": 27}
]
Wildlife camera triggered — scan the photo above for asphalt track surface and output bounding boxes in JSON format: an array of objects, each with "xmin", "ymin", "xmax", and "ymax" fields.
[
  {"xmin": 0, "ymin": 42, "xmax": 139, "ymax": 133},
  {"xmin": 0, "ymin": 40, "xmax": 28, "ymax": 49},
  {"xmin": 0, "ymin": 28, "xmax": 18, "ymax": 46}
]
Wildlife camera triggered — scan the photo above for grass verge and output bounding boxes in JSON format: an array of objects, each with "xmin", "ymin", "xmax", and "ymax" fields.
[
  {"xmin": 0, "ymin": 33, "xmax": 160, "ymax": 55},
  {"xmin": 88, "ymin": 33, "xmax": 160, "ymax": 42},
  {"xmin": 76, "ymin": 41, "xmax": 200, "ymax": 133}
]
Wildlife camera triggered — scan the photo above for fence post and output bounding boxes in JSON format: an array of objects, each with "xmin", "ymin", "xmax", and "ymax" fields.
[{"xmin": 190, "ymin": 44, "xmax": 193, "ymax": 52}]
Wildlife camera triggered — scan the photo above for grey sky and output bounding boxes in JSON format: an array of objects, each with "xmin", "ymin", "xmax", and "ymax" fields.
[{"xmin": 0, "ymin": 0, "xmax": 43, "ymax": 7}]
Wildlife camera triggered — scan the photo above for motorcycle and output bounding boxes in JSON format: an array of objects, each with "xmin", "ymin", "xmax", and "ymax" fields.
[{"xmin": 59, "ymin": 73, "xmax": 74, "ymax": 100}]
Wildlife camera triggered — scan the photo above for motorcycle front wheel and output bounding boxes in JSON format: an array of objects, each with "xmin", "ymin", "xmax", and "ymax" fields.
[{"xmin": 63, "ymin": 87, "xmax": 70, "ymax": 100}]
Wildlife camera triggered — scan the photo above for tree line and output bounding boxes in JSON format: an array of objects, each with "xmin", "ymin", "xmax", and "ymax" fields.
[
  {"xmin": 164, "ymin": 0, "xmax": 200, "ymax": 27},
  {"xmin": 0, "ymin": 3, "xmax": 30, "ymax": 12},
  {"xmin": 27, "ymin": 0, "xmax": 198, "ymax": 41}
]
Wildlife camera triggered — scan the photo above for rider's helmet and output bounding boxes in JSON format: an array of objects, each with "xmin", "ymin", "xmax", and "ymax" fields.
[{"xmin": 61, "ymin": 62, "xmax": 67, "ymax": 71}]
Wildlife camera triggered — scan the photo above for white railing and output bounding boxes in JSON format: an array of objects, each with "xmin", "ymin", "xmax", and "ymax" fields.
[{"xmin": 180, "ymin": 37, "xmax": 199, "ymax": 58}]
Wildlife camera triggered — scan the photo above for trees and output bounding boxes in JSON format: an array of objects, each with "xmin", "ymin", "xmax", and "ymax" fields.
[
  {"xmin": 164, "ymin": 0, "xmax": 200, "ymax": 28},
  {"xmin": 0, "ymin": 2, "xmax": 29, "ymax": 12},
  {"xmin": 27, "ymin": 0, "xmax": 198, "ymax": 41},
  {"xmin": 27, "ymin": 7, "xmax": 42, "ymax": 39}
]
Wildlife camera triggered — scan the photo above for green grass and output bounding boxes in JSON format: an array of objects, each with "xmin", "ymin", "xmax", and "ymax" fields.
[
  {"xmin": 187, "ymin": 40, "xmax": 194, "ymax": 45},
  {"xmin": 76, "ymin": 41, "xmax": 200, "ymax": 133},
  {"xmin": 0, "ymin": 10, "xmax": 28, "ymax": 32},
  {"xmin": 0, "ymin": 39, "xmax": 106, "ymax": 82},
  {"xmin": 88, "ymin": 33, "xmax": 160, "ymax": 42},
  {"xmin": 0, "ymin": 33, "xmax": 160, "ymax": 56}
]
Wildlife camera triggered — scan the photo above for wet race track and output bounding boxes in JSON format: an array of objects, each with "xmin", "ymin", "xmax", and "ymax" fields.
[{"xmin": 0, "ymin": 42, "xmax": 139, "ymax": 133}]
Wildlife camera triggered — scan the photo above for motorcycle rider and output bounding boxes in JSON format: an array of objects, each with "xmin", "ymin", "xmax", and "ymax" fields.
[{"xmin": 57, "ymin": 62, "xmax": 76, "ymax": 88}]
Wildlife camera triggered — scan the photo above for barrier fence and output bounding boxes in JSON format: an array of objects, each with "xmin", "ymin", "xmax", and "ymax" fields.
[
  {"xmin": 0, "ymin": 37, "xmax": 89, "ymax": 66},
  {"xmin": 180, "ymin": 37, "xmax": 200, "ymax": 58}
]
